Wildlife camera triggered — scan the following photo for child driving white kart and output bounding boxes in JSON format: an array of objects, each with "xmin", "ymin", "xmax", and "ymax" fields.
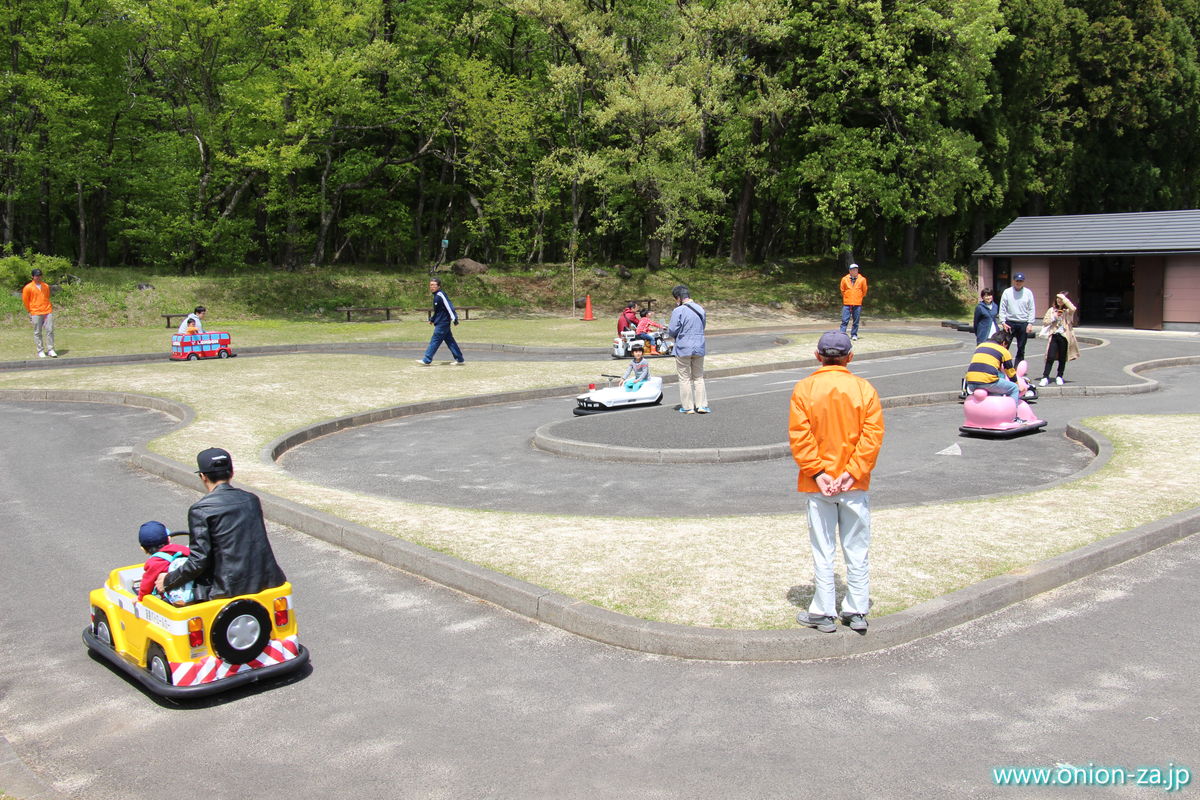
[{"xmin": 621, "ymin": 342, "xmax": 650, "ymax": 391}]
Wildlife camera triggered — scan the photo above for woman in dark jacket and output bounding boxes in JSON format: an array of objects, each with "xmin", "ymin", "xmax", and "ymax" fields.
[{"xmin": 973, "ymin": 288, "xmax": 1000, "ymax": 345}]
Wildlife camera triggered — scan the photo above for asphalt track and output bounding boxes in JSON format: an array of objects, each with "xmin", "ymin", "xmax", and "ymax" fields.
[
  {"xmin": 280, "ymin": 326, "xmax": 1200, "ymax": 516},
  {"xmin": 1, "ymin": 390, "xmax": 1199, "ymax": 799}
]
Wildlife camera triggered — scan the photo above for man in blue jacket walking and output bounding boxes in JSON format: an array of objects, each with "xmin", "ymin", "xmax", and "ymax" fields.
[{"xmin": 419, "ymin": 278, "xmax": 465, "ymax": 365}]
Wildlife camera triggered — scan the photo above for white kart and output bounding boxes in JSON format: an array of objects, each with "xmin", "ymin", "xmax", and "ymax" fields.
[{"xmin": 574, "ymin": 375, "xmax": 664, "ymax": 416}]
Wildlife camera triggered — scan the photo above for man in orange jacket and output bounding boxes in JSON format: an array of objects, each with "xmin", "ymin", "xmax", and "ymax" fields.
[
  {"xmin": 21, "ymin": 268, "xmax": 56, "ymax": 358},
  {"xmin": 788, "ymin": 330, "xmax": 884, "ymax": 633},
  {"xmin": 838, "ymin": 262, "xmax": 867, "ymax": 340}
]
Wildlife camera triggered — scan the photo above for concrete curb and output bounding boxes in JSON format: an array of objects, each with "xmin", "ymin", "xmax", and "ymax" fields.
[
  {"xmin": 524, "ymin": 343, "xmax": 961, "ymax": 464},
  {"xmin": 0, "ymin": 324, "xmax": 807, "ymax": 372},
  {"xmin": 262, "ymin": 342, "xmax": 961, "ymax": 465},
  {"xmin": 121, "ymin": 434, "xmax": 1200, "ymax": 661},
  {"xmin": 0, "ymin": 340, "xmax": 575, "ymax": 372},
  {"xmin": 524, "ymin": 338, "xmax": 1175, "ymax": 465}
]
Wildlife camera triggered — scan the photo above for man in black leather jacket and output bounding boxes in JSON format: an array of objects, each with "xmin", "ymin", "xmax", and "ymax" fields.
[{"xmin": 158, "ymin": 447, "xmax": 286, "ymax": 600}]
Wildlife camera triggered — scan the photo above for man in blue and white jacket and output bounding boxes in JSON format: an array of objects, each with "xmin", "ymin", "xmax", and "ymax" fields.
[{"xmin": 419, "ymin": 278, "xmax": 465, "ymax": 365}]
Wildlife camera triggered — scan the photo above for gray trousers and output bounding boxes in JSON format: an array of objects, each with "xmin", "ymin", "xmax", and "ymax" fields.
[
  {"xmin": 806, "ymin": 490, "xmax": 871, "ymax": 617},
  {"xmin": 675, "ymin": 354, "xmax": 707, "ymax": 411},
  {"xmin": 32, "ymin": 313, "xmax": 54, "ymax": 353}
]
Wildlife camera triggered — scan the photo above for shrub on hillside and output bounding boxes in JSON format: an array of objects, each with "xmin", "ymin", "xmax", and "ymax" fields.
[{"xmin": 0, "ymin": 252, "xmax": 76, "ymax": 290}]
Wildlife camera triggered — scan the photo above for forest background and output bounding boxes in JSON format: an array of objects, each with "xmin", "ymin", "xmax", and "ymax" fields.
[{"xmin": 3, "ymin": 0, "xmax": 1199, "ymax": 278}]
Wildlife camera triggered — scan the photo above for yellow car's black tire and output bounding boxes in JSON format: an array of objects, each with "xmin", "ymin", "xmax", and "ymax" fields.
[
  {"xmin": 92, "ymin": 607, "xmax": 114, "ymax": 648},
  {"xmin": 211, "ymin": 599, "xmax": 271, "ymax": 664},
  {"xmin": 146, "ymin": 642, "xmax": 172, "ymax": 684}
]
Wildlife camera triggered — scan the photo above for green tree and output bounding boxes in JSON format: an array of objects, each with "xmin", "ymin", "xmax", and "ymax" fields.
[{"xmin": 786, "ymin": 0, "xmax": 1008, "ymax": 265}]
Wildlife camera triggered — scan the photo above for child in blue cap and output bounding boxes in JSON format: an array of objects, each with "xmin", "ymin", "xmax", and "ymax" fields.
[{"xmin": 135, "ymin": 521, "xmax": 191, "ymax": 603}]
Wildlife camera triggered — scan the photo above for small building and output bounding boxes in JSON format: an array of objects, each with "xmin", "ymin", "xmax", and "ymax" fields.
[{"xmin": 973, "ymin": 210, "xmax": 1200, "ymax": 330}]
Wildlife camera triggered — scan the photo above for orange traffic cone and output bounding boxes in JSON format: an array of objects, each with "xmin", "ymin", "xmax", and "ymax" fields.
[{"xmin": 582, "ymin": 295, "xmax": 594, "ymax": 321}]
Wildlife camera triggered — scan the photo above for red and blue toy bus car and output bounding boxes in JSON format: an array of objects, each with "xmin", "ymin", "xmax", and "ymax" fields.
[{"xmin": 170, "ymin": 332, "xmax": 235, "ymax": 361}]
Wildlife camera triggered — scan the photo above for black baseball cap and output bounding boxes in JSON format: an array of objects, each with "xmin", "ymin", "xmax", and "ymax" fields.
[
  {"xmin": 31, "ymin": 268, "xmax": 42, "ymax": 276},
  {"xmin": 196, "ymin": 447, "xmax": 233, "ymax": 474}
]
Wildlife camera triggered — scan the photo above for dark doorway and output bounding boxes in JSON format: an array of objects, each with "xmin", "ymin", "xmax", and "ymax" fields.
[
  {"xmin": 1133, "ymin": 256, "xmax": 1165, "ymax": 330},
  {"xmin": 1079, "ymin": 256, "xmax": 1133, "ymax": 325},
  {"xmin": 992, "ymin": 258, "xmax": 1012, "ymax": 294}
]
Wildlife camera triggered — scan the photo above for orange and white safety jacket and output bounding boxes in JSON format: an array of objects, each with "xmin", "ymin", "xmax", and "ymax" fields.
[{"xmin": 788, "ymin": 364, "xmax": 884, "ymax": 493}]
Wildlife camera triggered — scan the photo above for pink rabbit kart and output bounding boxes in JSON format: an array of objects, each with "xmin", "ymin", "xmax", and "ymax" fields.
[{"xmin": 960, "ymin": 361, "xmax": 1047, "ymax": 438}]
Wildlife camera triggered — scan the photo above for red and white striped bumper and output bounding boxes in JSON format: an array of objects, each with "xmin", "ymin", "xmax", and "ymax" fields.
[{"xmin": 171, "ymin": 635, "xmax": 302, "ymax": 687}]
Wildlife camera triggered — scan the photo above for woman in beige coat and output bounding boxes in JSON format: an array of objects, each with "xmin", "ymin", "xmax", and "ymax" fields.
[{"xmin": 1039, "ymin": 291, "xmax": 1079, "ymax": 385}]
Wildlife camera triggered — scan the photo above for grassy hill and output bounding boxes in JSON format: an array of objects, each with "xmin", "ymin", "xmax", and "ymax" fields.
[{"xmin": 2, "ymin": 258, "xmax": 977, "ymax": 329}]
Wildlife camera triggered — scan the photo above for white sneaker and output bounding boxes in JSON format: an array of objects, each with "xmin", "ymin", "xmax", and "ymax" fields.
[
  {"xmin": 47, "ymin": 349, "xmax": 58, "ymax": 358},
  {"xmin": 37, "ymin": 351, "xmax": 46, "ymax": 358},
  {"xmin": 1038, "ymin": 377, "xmax": 1048, "ymax": 387},
  {"xmin": 1055, "ymin": 376, "xmax": 1063, "ymax": 385}
]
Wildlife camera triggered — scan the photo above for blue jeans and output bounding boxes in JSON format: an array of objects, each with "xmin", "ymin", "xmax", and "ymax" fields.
[
  {"xmin": 840, "ymin": 305, "xmax": 861, "ymax": 337},
  {"xmin": 966, "ymin": 377, "xmax": 1021, "ymax": 414},
  {"xmin": 422, "ymin": 323, "xmax": 464, "ymax": 363}
]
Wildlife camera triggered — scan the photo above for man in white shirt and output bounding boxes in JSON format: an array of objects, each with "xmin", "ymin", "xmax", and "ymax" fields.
[
  {"xmin": 178, "ymin": 305, "xmax": 206, "ymax": 334},
  {"xmin": 998, "ymin": 274, "xmax": 1036, "ymax": 364}
]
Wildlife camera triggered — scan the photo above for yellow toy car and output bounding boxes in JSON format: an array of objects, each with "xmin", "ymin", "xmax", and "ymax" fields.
[{"xmin": 84, "ymin": 564, "xmax": 309, "ymax": 698}]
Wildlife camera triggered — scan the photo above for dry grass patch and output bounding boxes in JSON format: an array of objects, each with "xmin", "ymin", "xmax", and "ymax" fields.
[{"xmin": 5, "ymin": 334, "xmax": 1184, "ymax": 631}]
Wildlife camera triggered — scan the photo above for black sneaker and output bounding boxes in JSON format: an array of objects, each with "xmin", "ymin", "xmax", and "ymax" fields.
[
  {"xmin": 796, "ymin": 611, "xmax": 836, "ymax": 633},
  {"xmin": 841, "ymin": 613, "xmax": 868, "ymax": 633}
]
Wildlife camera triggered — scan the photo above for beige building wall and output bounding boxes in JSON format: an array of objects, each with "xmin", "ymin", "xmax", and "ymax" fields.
[
  {"xmin": 1164, "ymin": 255, "xmax": 1200, "ymax": 325},
  {"xmin": 975, "ymin": 256, "xmax": 1050, "ymax": 308},
  {"xmin": 1014, "ymin": 257, "xmax": 1050, "ymax": 311}
]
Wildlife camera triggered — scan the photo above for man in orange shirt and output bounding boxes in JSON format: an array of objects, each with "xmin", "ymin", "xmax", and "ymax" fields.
[
  {"xmin": 789, "ymin": 331, "xmax": 884, "ymax": 633},
  {"xmin": 21, "ymin": 268, "xmax": 56, "ymax": 358},
  {"xmin": 838, "ymin": 262, "xmax": 867, "ymax": 340}
]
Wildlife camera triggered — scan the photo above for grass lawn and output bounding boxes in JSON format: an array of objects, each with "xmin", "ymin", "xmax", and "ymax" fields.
[
  {"xmin": 0, "ymin": 311, "xmax": 830, "ymax": 361},
  {"xmin": 3, "ymin": 329, "xmax": 1195, "ymax": 629}
]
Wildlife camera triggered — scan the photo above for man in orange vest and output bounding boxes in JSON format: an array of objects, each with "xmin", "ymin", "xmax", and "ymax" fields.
[
  {"xmin": 789, "ymin": 331, "xmax": 884, "ymax": 634},
  {"xmin": 838, "ymin": 263, "xmax": 868, "ymax": 340},
  {"xmin": 21, "ymin": 268, "xmax": 56, "ymax": 358}
]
